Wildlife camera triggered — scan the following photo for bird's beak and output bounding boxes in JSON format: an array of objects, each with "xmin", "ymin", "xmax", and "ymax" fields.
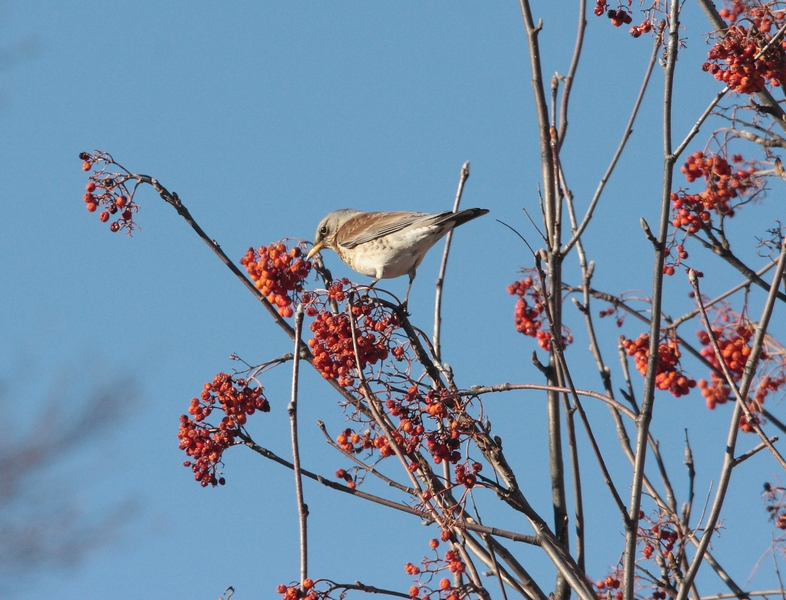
[{"xmin": 306, "ymin": 241, "xmax": 324, "ymax": 261}]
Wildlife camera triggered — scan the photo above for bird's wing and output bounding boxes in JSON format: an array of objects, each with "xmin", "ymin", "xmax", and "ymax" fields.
[{"xmin": 337, "ymin": 211, "xmax": 445, "ymax": 249}]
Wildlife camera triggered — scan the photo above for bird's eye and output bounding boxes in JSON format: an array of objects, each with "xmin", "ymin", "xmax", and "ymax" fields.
[{"xmin": 320, "ymin": 225, "xmax": 328, "ymax": 235}]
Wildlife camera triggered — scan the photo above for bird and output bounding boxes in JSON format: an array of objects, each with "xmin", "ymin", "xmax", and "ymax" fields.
[{"xmin": 306, "ymin": 207, "xmax": 489, "ymax": 305}]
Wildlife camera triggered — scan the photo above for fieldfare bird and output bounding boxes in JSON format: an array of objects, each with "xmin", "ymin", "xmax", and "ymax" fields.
[{"xmin": 306, "ymin": 208, "xmax": 489, "ymax": 304}]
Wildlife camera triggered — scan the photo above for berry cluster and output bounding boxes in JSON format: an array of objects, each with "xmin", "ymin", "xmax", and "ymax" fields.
[
  {"xmin": 622, "ymin": 334, "xmax": 697, "ymax": 397},
  {"xmin": 594, "ymin": 574, "xmax": 622, "ymax": 600},
  {"xmin": 662, "ymin": 244, "xmax": 690, "ymax": 276},
  {"xmin": 607, "ymin": 8, "xmax": 632, "ymax": 27},
  {"xmin": 629, "ymin": 19, "xmax": 653, "ymax": 38},
  {"xmin": 702, "ymin": 5, "xmax": 786, "ymax": 94},
  {"xmin": 334, "ymin": 467, "xmax": 357, "ymax": 489},
  {"xmin": 718, "ymin": 0, "xmax": 746, "ymax": 22},
  {"xmin": 240, "ymin": 241, "xmax": 312, "ymax": 317},
  {"xmin": 405, "ymin": 539, "xmax": 465, "ymax": 600},
  {"xmin": 388, "ymin": 386, "xmax": 473, "ymax": 466},
  {"xmin": 508, "ymin": 276, "xmax": 573, "ymax": 351},
  {"xmin": 639, "ymin": 521, "xmax": 680, "ymax": 558},
  {"xmin": 634, "ymin": 512, "xmax": 689, "ymax": 598},
  {"xmin": 696, "ymin": 313, "xmax": 786, "ymax": 433},
  {"xmin": 694, "ymin": 306, "xmax": 786, "ymax": 430},
  {"xmin": 79, "ymin": 151, "xmax": 138, "ymax": 234},
  {"xmin": 593, "ymin": 1, "xmax": 654, "ymax": 37},
  {"xmin": 335, "ymin": 426, "xmax": 397, "ymax": 458},
  {"xmin": 598, "ymin": 305, "xmax": 626, "ymax": 327},
  {"xmin": 672, "ymin": 151, "xmax": 759, "ymax": 232},
  {"xmin": 763, "ymin": 482, "xmax": 786, "ymax": 530},
  {"xmin": 276, "ymin": 579, "xmax": 320, "ymax": 600},
  {"xmin": 406, "ymin": 580, "xmax": 459, "ymax": 600},
  {"xmin": 696, "ymin": 323, "xmax": 755, "ymax": 409},
  {"xmin": 306, "ymin": 283, "xmax": 402, "ymax": 389},
  {"xmin": 453, "ymin": 462, "xmax": 480, "ymax": 489},
  {"xmin": 178, "ymin": 372, "xmax": 269, "ymax": 487}
]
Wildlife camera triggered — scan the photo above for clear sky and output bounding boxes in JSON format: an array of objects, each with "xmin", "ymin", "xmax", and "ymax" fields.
[{"xmin": 1, "ymin": 2, "xmax": 784, "ymax": 599}]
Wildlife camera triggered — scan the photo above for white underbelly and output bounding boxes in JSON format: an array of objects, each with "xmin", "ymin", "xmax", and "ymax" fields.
[{"xmin": 345, "ymin": 227, "xmax": 441, "ymax": 279}]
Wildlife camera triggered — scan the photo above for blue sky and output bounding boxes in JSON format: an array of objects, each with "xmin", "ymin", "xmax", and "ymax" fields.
[{"xmin": 2, "ymin": 2, "xmax": 785, "ymax": 599}]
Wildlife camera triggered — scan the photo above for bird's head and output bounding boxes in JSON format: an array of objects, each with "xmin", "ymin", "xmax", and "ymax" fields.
[{"xmin": 306, "ymin": 209, "xmax": 361, "ymax": 260}]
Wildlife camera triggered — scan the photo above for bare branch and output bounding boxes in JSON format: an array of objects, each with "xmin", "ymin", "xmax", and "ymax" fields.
[
  {"xmin": 288, "ymin": 305, "xmax": 308, "ymax": 586},
  {"xmin": 434, "ymin": 161, "xmax": 470, "ymax": 362}
]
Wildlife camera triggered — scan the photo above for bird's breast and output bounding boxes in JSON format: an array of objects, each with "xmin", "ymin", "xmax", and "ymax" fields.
[{"xmin": 338, "ymin": 226, "xmax": 444, "ymax": 279}]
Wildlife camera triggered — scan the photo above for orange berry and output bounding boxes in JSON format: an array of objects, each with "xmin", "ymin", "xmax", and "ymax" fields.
[
  {"xmin": 86, "ymin": 202, "xmax": 97, "ymax": 212},
  {"xmin": 82, "ymin": 161, "xmax": 91, "ymax": 171},
  {"xmin": 86, "ymin": 182, "xmax": 96, "ymax": 192},
  {"xmin": 99, "ymin": 212, "xmax": 110, "ymax": 222},
  {"xmin": 116, "ymin": 195, "xmax": 127, "ymax": 208}
]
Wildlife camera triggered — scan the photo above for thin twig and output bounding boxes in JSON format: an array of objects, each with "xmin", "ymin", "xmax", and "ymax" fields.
[
  {"xmin": 773, "ymin": 535, "xmax": 786, "ymax": 600},
  {"xmin": 468, "ymin": 382, "xmax": 636, "ymax": 420},
  {"xmin": 316, "ymin": 421, "xmax": 416, "ymax": 495},
  {"xmin": 534, "ymin": 258, "xmax": 628, "ymax": 524},
  {"xmin": 673, "ymin": 86, "xmax": 729, "ymax": 160},
  {"xmin": 518, "ymin": 0, "xmax": 557, "ymax": 251},
  {"xmin": 669, "ymin": 262, "xmax": 773, "ymax": 330},
  {"xmin": 318, "ymin": 580, "xmax": 412, "ymax": 599},
  {"xmin": 236, "ymin": 434, "xmax": 425, "ymax": 517},
  {"xmin": 733, "ymin": 437, "xmax": 779, "ymax": 466},
  {"xmin": 240, "ymin": 433, "xmax": 543, "ymax": 545},
  {"xmin": 556, "ymin": 0, "xmax": 586, "ymax": 149},
  {"xmin": 562, "ymin": 30, "xmax": 660, "ymax": 255},
  {"xmin": 697, "ymin": 591, "xmax": 786, "ymax": 600},
  {"xmin": 624, "ymin": 2, "xmax": 681, "ymax": 598},
  {"xmin": 682, "ymin": 431, "xmax": 695, "ymax": 531},
  {"xmin": 434, "ymin": 161, "xmax": 470, "ymax": 362},
  {"xmin": 687, "ymin": 231, "xmax": 786, "ymax": 303}
]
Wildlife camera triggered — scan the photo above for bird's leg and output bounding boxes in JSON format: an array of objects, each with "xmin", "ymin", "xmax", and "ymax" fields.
[
  {"xmin": 402, "ymin": 270, "xmax": 416, "ymax": 309},
  {"xmin": 360, "ymin": 278, "xmax": 379, "ymax": 300}
]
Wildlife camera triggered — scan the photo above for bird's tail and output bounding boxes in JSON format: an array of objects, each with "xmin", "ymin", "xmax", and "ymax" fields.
[{"xmin": 444, "ymin": 207, "xmax": 490, "ymax": 228}]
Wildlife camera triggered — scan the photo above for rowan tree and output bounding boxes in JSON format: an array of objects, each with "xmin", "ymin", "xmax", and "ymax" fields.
[{"xmin": 80, "ymin": 1, "xmax": 786, "ymax": 599}]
